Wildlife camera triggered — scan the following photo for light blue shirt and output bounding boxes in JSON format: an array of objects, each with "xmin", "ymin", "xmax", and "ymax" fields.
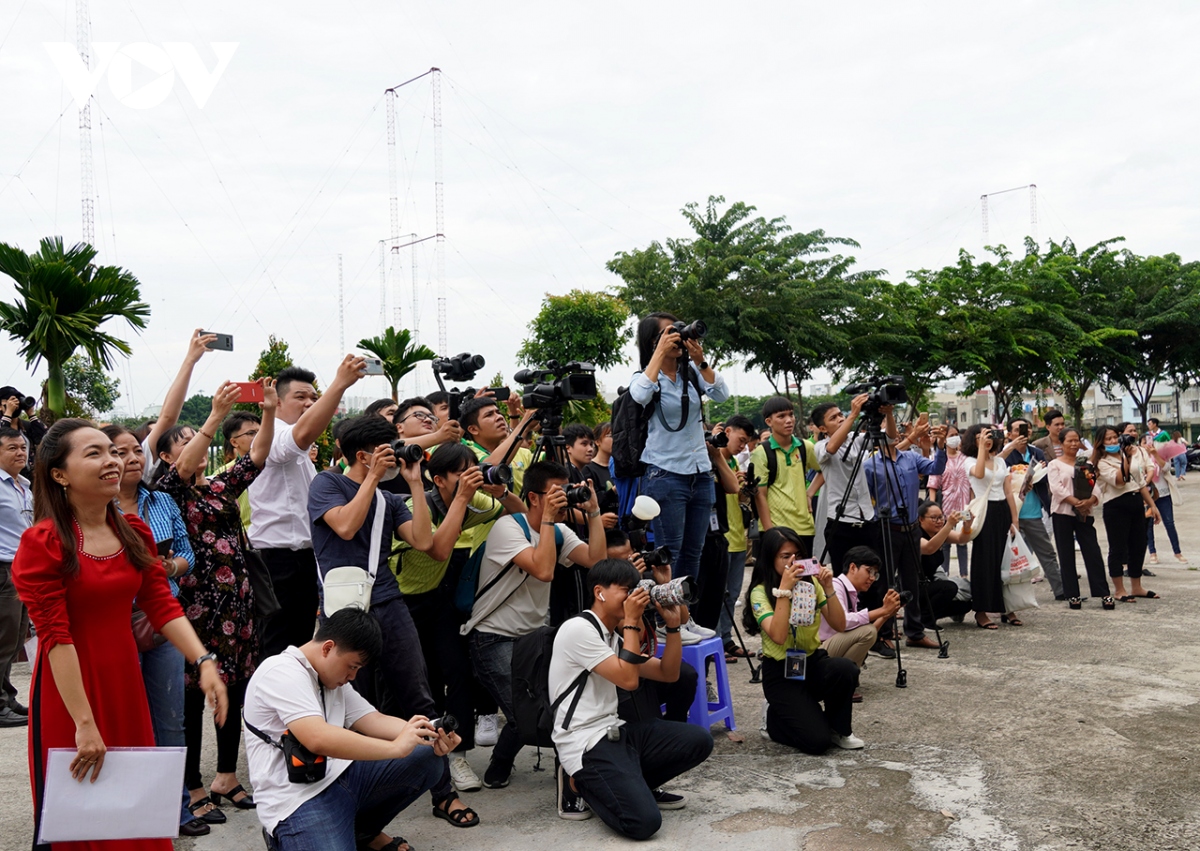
[
  {"xmin": 629, "ymin": 365, "xmax": 730, "ymax": 474},
  {"xmin": 1015, "ymin": 450, "xmax": 1044, "ymax": 520},
  {"xmin": 135, "ymin": 485, "xmax": 196, "ymax": 597},
  {"xmin": 0, "ymin": 468, "xmax": 33, "ymax": 562},
  {"xmin": 865, "ymin": 447, "xmax": 946, "ymax": 525}
]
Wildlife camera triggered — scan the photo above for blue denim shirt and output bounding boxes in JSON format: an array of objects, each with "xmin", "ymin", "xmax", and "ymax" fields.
[
  {"xmin": 865, "ymin": 447, "xmax": 946, "ymax": 525},
  {"xmin": 629, "ymin": 365, "xmax": 730, "ymax": 474},
  {"xmin": 136, "ymin": 485, "xmax": 196, "ymax": 597}
]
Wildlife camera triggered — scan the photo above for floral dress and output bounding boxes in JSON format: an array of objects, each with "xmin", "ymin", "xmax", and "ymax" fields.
[{"xmin": 159, "ymin": 454, "xmax": 262, "ymax": 687}]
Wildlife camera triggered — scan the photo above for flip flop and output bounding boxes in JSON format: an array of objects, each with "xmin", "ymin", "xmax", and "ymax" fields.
[
  {"xmin": 1117, "ymin": 595, "xmax": 1136, "ymax": 603},
  {"xmin": 1134, "ymin": 590, "xmax": 1160, "ymax": 598},
  {"xmin": 975, "ymin": 620, "xmax": 998, "ymax": 630}
]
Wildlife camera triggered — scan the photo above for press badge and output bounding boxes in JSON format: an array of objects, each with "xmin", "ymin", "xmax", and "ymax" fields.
[{"xmin": 785, "ymin": 648, "xmax": 807, "ymax": 680}]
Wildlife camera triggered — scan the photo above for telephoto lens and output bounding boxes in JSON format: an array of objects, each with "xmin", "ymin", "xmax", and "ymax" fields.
[
  {"xmin": 428, "ymin": 714, "xmax": 459, "ymax": 734},
  {"xmin": 563, "ymin": 483, "xmax": 592, "ymax": 507},
  {"xmin": 479, "ymin": 462, "xmax": 514, "ymax": 487},
  {"xmin": 390, "ymin": 440, "xmax": 425, "ymax": 464},
  {"xmin": 637, "ymin": 576, "xmax": 698, "ymax": 606},
  {"xmin": 639, "ymin": 546, "xmax": 671, "ymax": 568}
]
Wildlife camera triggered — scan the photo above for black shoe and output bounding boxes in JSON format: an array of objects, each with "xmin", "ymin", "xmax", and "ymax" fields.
[
  {"xmin": 0, "ymin": 706, "xmax": 27, "ymax": 727},
  {"xmin": 1054, "ymin": 595, "xmax": 1067, "ymax": 602},
  {"xmin": 188, "ymin": 796, "xmax": 226, "ymax": 824},
  {"xmin": 652, "ymin": 788, "xmax": 686, "ymax": 809},
  {"xmin": 1142, "ymin": 568, "xmax": 1156, "ymax": 577},
  {"xmin": 8, "ymin": 700, "xmax": 27, "ymax": 716},
  {"xmin": 868, "ymin": 640, "xmax": 896, "ymax": 659},
  {"xmin": 482, "ymin": 760, "xmax": 512, "ymax": 789},
  {"xmin": 179, "ymin": 818, "xmax": 211, "ymax": 837}
]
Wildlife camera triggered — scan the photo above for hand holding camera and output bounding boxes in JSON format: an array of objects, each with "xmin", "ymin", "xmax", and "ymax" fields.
[
  {"xmin": 882, "ymin": 588, "xmax": 903, "ymax": 616},
  {"xmin": 455, "ymin": 466, "xmax": 484, "ymax": 503},
  {"xmin": 2, "ymin": 395, "xmax": 20, "ymax": 418},
  {"xmin": 543, "ymin": 485, "xmax": 569, "ymax": 523},
  {"xmin": 366, "ymin": 443, "xmax": 398, "ymax": 483},
  {"xmin": 623, "ymin": 584, "xmax": 651, "ymax": 623}
]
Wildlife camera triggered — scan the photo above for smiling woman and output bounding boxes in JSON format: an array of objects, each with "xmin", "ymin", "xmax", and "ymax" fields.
[{"xmin": 12, "ymin": 418, "xmax": 226, "ymax": 850}]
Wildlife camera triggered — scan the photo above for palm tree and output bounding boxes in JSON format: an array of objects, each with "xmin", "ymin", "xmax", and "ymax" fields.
[
  {"xmin": 357, "ymin": 327, "xmax": 437, "ymax": 401},
  {"xmin": 0, "ymin": 237, "xmax": 150, "ymax": 419}
]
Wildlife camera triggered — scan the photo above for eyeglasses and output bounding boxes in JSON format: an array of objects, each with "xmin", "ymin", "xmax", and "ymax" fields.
[
  {"xmin": 400, "ymin": 412, "xmax": 439, "ymax": 425},
  {"xmin": 926, "ymin": 514, "xmax": 945, "ymax": 523},
  {"xmin": 232, "ymin": 429, "xmax": 259, "ymax": 441},
  {"xmin": 865, "ymin": 568, "xmax": 880, "ymax": 579}
]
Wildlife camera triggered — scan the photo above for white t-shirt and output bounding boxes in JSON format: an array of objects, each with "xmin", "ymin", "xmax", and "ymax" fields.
[
  {"xmin": 548, "ymin": 611, "xmax": 622, "ymax": 776},
  {"xmin": 248, "ymin": 420, "xmax": 317, "ymax": 550},
  {"xmin": 243, "ymin": 647, "xmax": 376, "ymax": 835},
  {"xmin": 460, "ymin": 516, "xmax": 584, "ymax": 638}
]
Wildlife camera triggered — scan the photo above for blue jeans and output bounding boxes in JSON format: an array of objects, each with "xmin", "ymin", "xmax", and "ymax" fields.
[
  {"xmin": 140, "ymin": 641, "xmax": 190, "ymax": 826},
  {"xmin": 270, "ymin": 748, "xmax": 443, "ymax": 851},
  {"xmin": 717, "ymin": 550, "xmax": 747, "ymax": 644},
  {"xmin": 1147, "ymin": 494, "xmax": 1181, "ymax": 555},
  {"xmin": 1173, "ymin": 454, "xmax": 1187, "ymax": 478},
  {"xmin": 642, "ymin": 466, "xmax": 715, "ymax": 581},
  {"xmin": 467, "ymin": 631, "xmax": 522, "ymax": 769}
]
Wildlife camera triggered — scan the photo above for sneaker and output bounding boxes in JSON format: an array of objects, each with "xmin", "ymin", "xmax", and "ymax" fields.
[
  {"xmin": 652, "ymin": 789, "xmax": 686, "ymax": 810},
  {"xmin": 657, "ymin": 626, "xmax": 701, "ymax": 646},
  {"xmin": 760, "ymin": 699, "xmax": 770, "ymax": 740},
  {"xmin": 683, "ymin": 618, "xmax": 717, "ymax": 640},
  {"xmin": 868, "ymin": 640, "xmax": 896, "ymax": 660},
  {"xmin": 450, "ymin": 756, "xmax": 482, "ymax": 792},
  {"xmin": 832, "ymin": 732, "xmax": 865, "ymax": 750},
  {"xmin": 1174, "ymin": 553, "xmax": 1189, "ymax": 565},
  {"xmin": 475, "ymin": 713, "xmax": 500, "ymax": 748},
  {"xmin": 557, "ymin": 764, "xmax": 592, "ymax": 820},
  {"xmin": 482, "ymin": 759, "xmax": 512, "ymax": 789},
  {"xmin": 1148, "ymin": 553, "xmax": 1160, "ymax": 565},
  {"xmin": 706, "ymin": 680, "xmax": 718, "ymax": 703}
]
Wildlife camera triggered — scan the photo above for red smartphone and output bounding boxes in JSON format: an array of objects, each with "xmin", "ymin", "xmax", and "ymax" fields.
[{"xmin": 234, "ymin": 381, "xmax": 264, "ymax": 403}]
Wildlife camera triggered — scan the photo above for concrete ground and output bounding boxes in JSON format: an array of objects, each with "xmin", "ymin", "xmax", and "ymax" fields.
[{"xmin": 3, "ymin": 482, "xmax": 1199, "ymax": 851}]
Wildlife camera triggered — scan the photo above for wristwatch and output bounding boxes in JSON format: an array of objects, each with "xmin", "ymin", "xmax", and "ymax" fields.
[
  {"xmin": 194, "ymin": 652, "xmax": 218, "ymax": 669},
  {"xmin": 699, "ymin": 361, "xmax": 709, "ymax": 370}
]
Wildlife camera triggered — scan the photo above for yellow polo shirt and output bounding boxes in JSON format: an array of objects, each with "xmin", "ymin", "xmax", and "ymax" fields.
[{"xmin": 749, "ymin": 435, "xmax": 820, "ymax": 536}]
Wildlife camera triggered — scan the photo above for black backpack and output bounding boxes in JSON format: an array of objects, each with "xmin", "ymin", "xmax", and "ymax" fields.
[
  {"xmin": 762, "ymin": 437, "xmax": 806, "ymax": 489},
  {"xmin": 610, "ymin": 366, "xmax": 705, "ymax": 479},
  {"xmin": 511, "ymin": 611, "xmax": 605, "ymax": 748}
]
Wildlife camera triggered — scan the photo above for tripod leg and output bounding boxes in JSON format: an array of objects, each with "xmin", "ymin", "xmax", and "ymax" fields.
[{"xmin": 722, "ymin": 591, "xmax": 760, "ymax": 684}]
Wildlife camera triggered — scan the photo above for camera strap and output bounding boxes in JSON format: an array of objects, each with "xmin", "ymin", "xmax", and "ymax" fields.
[
  {"xmin": 652, "ymin": 364, "xmax": 704, "ymax": 434},
  {"xmin": 245, "ymin": 657, "xmax": 327, "ymax": 750}
]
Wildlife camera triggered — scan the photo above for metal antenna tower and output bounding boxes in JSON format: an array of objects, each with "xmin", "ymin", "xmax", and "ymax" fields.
[
  {"xmin": 410, "ymin": 234, "xmax": 420, "ymax": 393},
  {"xmin": 432, "ymin": 68, "xmax": 447, "ymax": 355},
  {"xmin": 980, "ymin": 184, "xmax": 1037, "ymax": 247},
  {"xmin": 1029, "ymin": 184, "xmax": 1038, "ymax": 247},
  {"xmin": 385, "ymin": 89, "xmax": 400, "ymax": 331},
  {"xmin": 338, "ymin": 254, "xmax": 344, "ymax": 354},
  {"xmin": 378, "ymin": 241, "xmax": 386, "ymax": 335},
  {"xmin": 76, "ymin": 0, "xmax": 96, "ymax": 245}
]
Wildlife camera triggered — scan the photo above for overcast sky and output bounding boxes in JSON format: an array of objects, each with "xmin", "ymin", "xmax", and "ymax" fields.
[{"xmin": 2, "ymin": 1, "xmax": 1198, "ymax": 415}]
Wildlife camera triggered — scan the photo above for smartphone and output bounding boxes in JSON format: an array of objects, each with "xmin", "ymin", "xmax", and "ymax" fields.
[
  {"xmin": 362, "ymin": 357, "xmax": 385, "ymax": 375},
  {"xmin": 201, "ymin": 332, "xmax": 233, "ymax": 351},
  {"xmin": 1019, "ymin": 423, "xmax": 1030, "ymax": 438},
  {"xmin": 486, "ymin": 386, "xmax": 510, "ymax": 402},
  {"xmin": 234, "ymin": 381, "xmax": 264, "ymax": 403},
  {"xmin": 156, "ymin": 539, "xmax": 173, "ymax": 558},
  {"xmin": 917, "ymin": 411, "xmax": 929, "ymax": 427},
  {"xmin": 795, "ymin": 558, "xmax": 822, "ymax": 577}
]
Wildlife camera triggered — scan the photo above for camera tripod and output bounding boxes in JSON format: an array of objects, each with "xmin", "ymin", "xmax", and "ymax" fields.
[
  {"xmin": 818, "ymin": 410, "xmax": 948, "ymax": 689},
  {"xmin": 501, "ymin": 408, "xmax": 571, "ymax": 469}
]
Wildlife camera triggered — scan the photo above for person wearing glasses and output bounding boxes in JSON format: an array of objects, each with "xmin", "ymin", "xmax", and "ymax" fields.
[
  {"xmin": 216, "ymin": 412, "xmax": 262, "ymax": 529},
  {"xmin": 0, "ymin": 427, "xmax": 33, "ymax": 727},
  {"xmin": 916, "ymin": 500, "xmax": 975, "ymax": 624},
  {"xmin": 817, "ymin": 546, "xmax": 901, "ymax": 676}
]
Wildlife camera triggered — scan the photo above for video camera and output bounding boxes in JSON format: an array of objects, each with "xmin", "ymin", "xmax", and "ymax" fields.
[
  {"xmin": 514, "ymin": 360, "xmax": 597, "ymax": 410},
  {"xmin": 431, "ymin": 352, "xmax": 490, "ymax": 422},
  {"xmin": 843, "ymin": 374, "xmax": 909, "ymax": 435}
]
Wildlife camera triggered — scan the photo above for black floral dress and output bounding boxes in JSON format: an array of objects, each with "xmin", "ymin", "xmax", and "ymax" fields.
[{"xmin": 159, "ymin": 454, "xmax": 262, "ymax": 687}]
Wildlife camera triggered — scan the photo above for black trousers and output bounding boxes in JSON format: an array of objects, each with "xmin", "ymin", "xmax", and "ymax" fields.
[
  {"xmin": 692, "ymin": 534, "xmax": 730, "ymax": 630},
  {"xmin": 761, "ymin": 650, "xmax": 858, "ymax": 753},
  {"xmin": 1052, "ymin": 513, "xmax": 1110, "ymax": 599},
  {"xmin": 259, "ymin": 548, "xmax": 319, "ymax": 658},
  {"xmin": 863, "ymin": 525, "xmax": 926, "ymax": 640},
  {"xmin": 824, "ymin": 518, "xmax": 881, "ymax": 577},
  {"xmin": 184, "ymin": 680, "xmax": 245, "ymax": 790},
  {"xmin": 0, "ymin": 560, "xmax": 29, "ymax": 709},
  {"xmin": 575, "ymin": 719, "xmax": 713, "ymax": 841},
  {"xmin": 970, "ymin": 501, "xmax": 1008, "ymax": 613},
  {"xmin": 1102, "ymin": 492, "xmax": 1148, "ymax": 579},
  {"xmin": 404, "ymin": 575, "xmax": 476, "ymax": 751},
  {"xmin": 617, "ymin": 661, "xmax": 698, "ymax": 725},
  {"xmin": 919, "ymin": 577, "xmax": 972, "ymax": 623}
]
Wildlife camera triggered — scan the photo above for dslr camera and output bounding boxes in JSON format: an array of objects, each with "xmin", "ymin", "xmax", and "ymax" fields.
[
  {"xmin": 479, "ymin": 462, "xmax": 513, "ymax": 487},
  {"xmin": 705, "ymin": 430, "xmax": 729, "ymax": 449},
  {"xmin": 514, "ymin": 360, "xmax": 597, "ymax": 409},
  {"xmin": 1119, "ymin": 432, "xmax": 1139, "ymax": 449},
  {"xmin": 671, "ymin": 319, "xmax": 706, "ymax": 343},
  {"xmin": 637, "ymin": 576, "xmax": 698, "ymax": 606},
  {"xmin": 390, "ymin": 440, "xmax": 425, "ymax": 464},
  {"xmin": 639, "ymin": 545, "xmax": 671, "ymax": 568},
  {"xmin": 988, "ymin": 429, "xmax": 1006, "ymax": 449},
  {"xmin": 562, "ymin": 483, "xmax": 592, "ymax": 507},
  {"xmin": 431, "ymin": 352, "xmax": 487, "ymax": 421}
]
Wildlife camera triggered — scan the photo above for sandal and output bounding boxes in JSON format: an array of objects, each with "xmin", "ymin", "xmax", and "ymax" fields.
[
  {"xmin": 188, "ymin": 796, "xmax": 226, "ymax": 825},
  {"xmin": 1117, "ymin": 595, "xmax": 1136, "ymax": 603},
  {"xmin": 1000, "ymin": 614, "xmax": 1024, "ymax": 626},
  {"xmin": 974, "ymin": 618, "xmax": 998, "ymax": 630},
  {"xmin": 1101, "ymin": 596, "xmax": 1116, "ymax": 610},
  {"xmin": 357, "ymin": 837, "xmax": 412, "ymax": 851},
  {"xmin": 1134, "ymin": 590, "xmax": 1160, "ymax": 598},
  {"xmin": 432, "ymin": 798, "xmax": 480, "ymax": 828},
  {"xmin": 1068, "ymin": 598, "xmax": 1082, "ymax": 610},
  {"xmin": 210, "ymin": 784, "xmax": 256, "ymax": 809},
  {"xmin": 724, "ymin": 644, "xmax": 750, "ymax": 659}
]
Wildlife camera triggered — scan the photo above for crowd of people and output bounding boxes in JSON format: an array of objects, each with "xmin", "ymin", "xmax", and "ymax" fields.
[{"xmin": 0, "ymin": 317, "xmax": 1192, "ymax": 848}]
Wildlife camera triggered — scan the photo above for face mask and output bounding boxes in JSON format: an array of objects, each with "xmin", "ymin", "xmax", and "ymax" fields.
[
  {"xmin": 368, "ymin": 462, "xmax": 401, "ymax": 481},
  {"xmin": 1105, "ymin": 445, "xmax": 1121, "ymax": 454},
  {"xmin": 946, "ymin": 436, "xmax": 961, "ymax": 449}
]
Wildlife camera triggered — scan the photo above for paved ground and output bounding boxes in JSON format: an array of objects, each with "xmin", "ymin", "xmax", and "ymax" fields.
[{"xmin": 3, "ymin": 481, "xmax": 1199, "ymax": 851}]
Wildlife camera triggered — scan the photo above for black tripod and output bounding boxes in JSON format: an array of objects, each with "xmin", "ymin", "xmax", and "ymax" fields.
[
  {"xmin": 501, "ymin": 408, "xmax": 570, "ymax": 468},
  {"xmin": 818, "ymin": 410, "xmax": 948, "ymax": 689}
]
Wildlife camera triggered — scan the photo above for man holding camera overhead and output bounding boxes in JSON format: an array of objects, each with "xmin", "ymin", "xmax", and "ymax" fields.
[{"xmin": 462, "ymin": 461, "xmax": 606, "ymax": 791}]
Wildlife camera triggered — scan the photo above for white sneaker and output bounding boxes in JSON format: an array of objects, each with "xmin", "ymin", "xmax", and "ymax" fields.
[
  {"xmin": 450, "ymin": 755, "xmax": 482, "ymax": 792},
  {"xmin": 475, "ymin": 713, "xmax": 500, "ymax": 748},
  {"xmin": 684, "ymin": 619, "xmax": 717, "ymax": 640},
  {"xmin": 832, "ymin": 732, "xmax": 865, "ymax": 750},
  {"xmin": 760, "ymin": 699, "xmax": 770, "ymax": 740},
  {"xmin": 657, "ymin": 626, "xmax": 701, "ymax": 646}
]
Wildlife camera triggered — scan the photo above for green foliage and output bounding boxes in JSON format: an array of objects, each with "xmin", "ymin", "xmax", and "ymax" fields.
[
  {"xmin": 0, "ymin": 236, "xmax": 149, "ymax": 419},
  {"xmin": 518, "ymin": 290, "xmax": 632, "ymax": 371},
  {"xmin": 357, "ymin": 327, "xmax": 436, "ymax": 401},
  {"xmin": 61, "ymin": 354, "xmax": 121, "ymax": 416},
  {"xmin": 249, "ymin": 334, "xmax": 296, "ymax": 382},
  {"xmin": 179, "ymin": 393, "xmax": 213, "ymax": 428}
]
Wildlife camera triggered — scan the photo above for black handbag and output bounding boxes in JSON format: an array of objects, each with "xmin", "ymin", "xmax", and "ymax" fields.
[{"xmin": 239, "ymin": 527, "xmax": 281, "ymax": 619}]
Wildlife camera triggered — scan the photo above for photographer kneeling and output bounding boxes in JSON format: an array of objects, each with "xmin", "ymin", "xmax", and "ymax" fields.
[
  {"xmin": 744, "ymin": 527, "xmax": 863, "ymax": 752},
  {"xmin": 818, "ymin": 547, "xmax": 902, "ymax": 676},
  {"xmin": 245, "ymin": 609, "xmax": 459, "ymax": 851},
  {"xmin": 549, "ymin": 560, "xmax": 714, "ymax": 840}
]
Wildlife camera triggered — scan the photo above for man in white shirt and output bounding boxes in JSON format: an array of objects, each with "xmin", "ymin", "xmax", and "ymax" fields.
[
  {"xmin": 252, "ymin": 357, "xmax": 367, "ymax": 657},
  {"xmin": 548, "ymin": 559, "xmax": 713, "ymax": 838},
  {"xmin": 462, "ymin": 461, "xmax": 605, "ymax": 790},
  {"xmin": 245, "ymin": 608, "xmax": 458, "ymax": 851}
]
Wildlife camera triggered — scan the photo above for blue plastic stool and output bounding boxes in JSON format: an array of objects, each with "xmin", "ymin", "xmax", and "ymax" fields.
[{"xmin": 655, "ymin": 635, "xmax": 736, "ymax": 730}]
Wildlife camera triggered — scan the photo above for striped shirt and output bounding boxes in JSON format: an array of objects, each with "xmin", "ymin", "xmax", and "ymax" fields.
[{"xmin": 136, "ymin": 485, "xmax": 196, "ymax": 597}]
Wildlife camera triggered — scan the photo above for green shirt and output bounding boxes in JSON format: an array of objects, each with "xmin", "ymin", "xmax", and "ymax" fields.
[
  {"xmin": 749, "ymin": 436, "xmax": 820, "ymax": 536},
  {"xmin": 750, "ymin": 580, "xmax": 827, "ymax": 659},
  {"xmin": 396, "ymin": 490, "xmax": 504, "ymax": 595},
  {"xmin": 724, "ymin": 456, "xmax": 746, "ymax": 553},
  {"xmin": 452, "ymin": 443, "xmax": 533, "ymax": 551}
]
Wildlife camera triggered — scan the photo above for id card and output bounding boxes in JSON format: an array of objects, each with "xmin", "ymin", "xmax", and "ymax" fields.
[{"xmin": 785, "ymin": 648, "xmax": 807, "ymax": 680}]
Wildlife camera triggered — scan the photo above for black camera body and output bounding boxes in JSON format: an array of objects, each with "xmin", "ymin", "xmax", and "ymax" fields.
[
  {"xmin": 671, "ymin": 319, "xmax": 707, "ymax": 342},
  {"xmin": 479, "ymin": 462, "xmax": 513, "ymax": 487},
  {"xmin": 988, "ymin": 429, "xmax": 1006, "ymax": 450},
  {"xmin": 1119, "ymin": 433, "xmax": 1139, "ymax": 448},
  {"xmin": 705, "ymin": 430, "xmax": 729, "ymax": 449},
  {"xmin": 515, "ymin": 360, "xmax": 597, "ymax": 409},
  {"xmin": 431, "ymin": 352, "xmax": 486, "ymax": 421},
  {"xmin": 844, "ymin": 374, "xmax": 909, "ymax": 410},
  {"xmin": 390, "ymin": 440, "xmax": 425, "ymax": 464},
  {"xmin": 639, "ymin": 545, "xmax": 671, "ymax": 568},
  {"xmin": 563, "ymin": 483, "xmax": 592, "ymax": 507},
  {"xmin": 429, "ymin": 714, "xmax": 459, "ymax": 734},
  {"xmin": 741, "ymin": 461, "xmax": 759, "ymax": 497}
]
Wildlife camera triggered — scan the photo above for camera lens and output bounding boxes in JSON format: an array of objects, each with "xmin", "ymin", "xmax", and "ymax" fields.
[
  {"xmin": 428, "ymin": 714, "xmax": 459, "ymax": 734},
  {"xmin": 705, "ymin": 431, "xmax": 729, "ymax": 448},
  {"xmin": 390, "ymin": 440, "xmax": 425, "ymax": 464},
  {"xmin": 479, "ymin": 462, "xmax": 513, "ymax": 487},
  {"xmin": 564, "ymin": 483, "xmax": 592, "ymax": 507},
  {"xmin": 639, "ymin": 546, "xmax": 671, "ymax": 567}
]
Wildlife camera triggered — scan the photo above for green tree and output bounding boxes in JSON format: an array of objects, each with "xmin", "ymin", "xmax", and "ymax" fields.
[
  {"xmin": 518, "ymin": 290, "xmax": 632, "ymax": 370},
  {"xmin": 357, "ymin": 327, "xmax": 437, "ymax": 402},
  {"xmin": 0, "ymin": 237, "xmax": 150, "ymax": 419},
  {"xmin": 60, "ymin": 353, "xmax": 121, "ymax": 416},
  {"xmin": 178, "ymin": 393, "xmax": 213, "ymax": 428},
  {"xmin": 249, "ymin": 334, "xmax": 296, "ymax": 381}
]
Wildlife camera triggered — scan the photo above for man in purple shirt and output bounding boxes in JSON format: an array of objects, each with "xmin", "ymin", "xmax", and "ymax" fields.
[{"xmin": 818, "ymin": 547, "xmax": 901, "ymax": 669}]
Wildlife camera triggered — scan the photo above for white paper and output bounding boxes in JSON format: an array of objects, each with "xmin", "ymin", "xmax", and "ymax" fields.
[
  {"xmin": 23, "ymin": 634, "xmax": 36, "ymax": 663},
  {"xmin": 38, "ymin": 747, "xmax": 185, "ymax": 843}
]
